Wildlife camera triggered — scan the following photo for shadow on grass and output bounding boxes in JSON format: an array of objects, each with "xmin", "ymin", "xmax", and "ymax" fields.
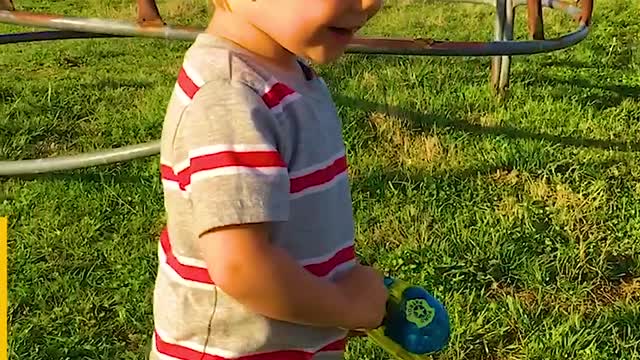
[
  {"xmin": 536, "ymin": 59, "xmax": 606, "ymax": 70},
  {"xmin": 338, "ymin": 92, "xmax": 639, "ymax": 298},
  {"xmin": 334, "ymin": 94, "xmax": 640, "ymax": 152},
  {"xmin": 525, "ymin": 74, "xmax": 640, "ymax": 110},
  {"xmin": 4, "ymin": 88, "xmax": 639, "ymax": 184}
]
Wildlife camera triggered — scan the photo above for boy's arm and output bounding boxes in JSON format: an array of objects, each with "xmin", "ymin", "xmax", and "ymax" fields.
[{"xmin": 197, "ymin": 222, "xmax": 358, "ymax": 329}]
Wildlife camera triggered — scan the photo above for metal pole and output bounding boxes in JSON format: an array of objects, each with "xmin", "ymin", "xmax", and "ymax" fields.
[
  {"xmin": 0, "ymin": 30, "xmax": 122, "ymax": 45},
  {"xmin": 0, "ymin": 0, "xmax": 12, "ymax": 11},
  {"xmin": 499, "ymin": 0, "xmax": 515, "ymax": 94},
  {"xmin": 579, "ymin": 0, "xmax": 594, "ymax": 26},
  {"xmin": 0, "ymin": 141, "xmax": 160, "ymax": 176},
  {"xmin": 527, "ymin": 0, "xmax": 545, "ymax": 39},
  {"xmin": 136, "ymin": 0, "xmax": 164, "ymax": 26},
  {"xmin": 491, "ymin": 0, "xmax": 506, "ymax": 94}
]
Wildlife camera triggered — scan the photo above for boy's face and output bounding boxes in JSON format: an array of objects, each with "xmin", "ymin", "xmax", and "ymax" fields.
[{"xmin": 228, "ymin": 0, "xmax": 383, "ymax": 64}]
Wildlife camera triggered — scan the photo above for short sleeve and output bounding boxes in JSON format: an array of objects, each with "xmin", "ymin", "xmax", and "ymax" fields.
[{"xmin": 173, "ymin": 79, "xmax": 290, "ymax": 237}]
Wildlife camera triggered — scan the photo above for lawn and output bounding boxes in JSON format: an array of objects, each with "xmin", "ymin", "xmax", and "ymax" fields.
[{"xmin": 1, "ymin": 0, "xmax": 639, "ymax": 359}]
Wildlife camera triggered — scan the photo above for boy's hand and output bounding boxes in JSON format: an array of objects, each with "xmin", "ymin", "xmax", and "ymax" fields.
[
  {"xmin": 197, "ymin": 223, "xmax": 383, "ymax": 329},
  {"xmin": 336, "ymin": 264, "xmax": 388, "ymax": 330}
]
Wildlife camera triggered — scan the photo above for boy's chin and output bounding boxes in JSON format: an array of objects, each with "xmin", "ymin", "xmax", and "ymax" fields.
[{"xmin": 303, "ymin": 47, "xmax": 348, "ymax": 65}]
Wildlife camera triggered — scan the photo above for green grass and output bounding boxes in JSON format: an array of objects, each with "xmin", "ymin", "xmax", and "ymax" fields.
[{"xmin": 1, "ymin": 0, "xmax": 639, "ymax": 359}]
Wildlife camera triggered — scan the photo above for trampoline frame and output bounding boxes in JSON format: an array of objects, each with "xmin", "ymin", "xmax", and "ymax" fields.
[{"xmin": 0, "ymin": 0, "xmax": 593, "ymax": 176}]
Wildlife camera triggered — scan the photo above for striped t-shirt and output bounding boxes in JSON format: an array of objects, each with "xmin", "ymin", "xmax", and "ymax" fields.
[{"xmin": 151, "ymin": 34, "xmax": 357, "ymax": 360}]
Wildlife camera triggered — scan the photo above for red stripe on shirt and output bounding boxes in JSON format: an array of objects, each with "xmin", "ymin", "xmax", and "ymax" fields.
[
  {"xmin": 160, "ymin": 150, "xmax": 286, "ymax": 190},
  {"xmin": 290, "ymin": 156, "xmax": 348, "ymax": 194},
  {"xmin": 188, "ymin": 151, "xmax": 286, "ymax": 181},
  {"xmin": 318, "ymin": 338, "xmax": 347, "ymax": 351},
  {"xmin": 160, "ymin": 228, "xmax": 214, "ymax": 285},
  {"xmin": 177, "ymin": 64, "xmax": 297, "ymax": 110},
  {"xmin": 304, "ymin": 245, "xmax": 355, "ymax": 277},
  {"xmin": 262, "ymin": 82, "xmax": 296, "ymax": 109},
  {"xmin": 160, "ymin": 229, "xmax": 353, "ymax": 285},
  {"xmin": 177, "ymin": 67, "xmax": 200, "ymax": 99},
  {"xmin": 154, "ymin": 331, "xmax": 345, "ymax": 360},
  {"xmin": 160, "ymin": 164, "xmax": 179, "ymax": 183}
]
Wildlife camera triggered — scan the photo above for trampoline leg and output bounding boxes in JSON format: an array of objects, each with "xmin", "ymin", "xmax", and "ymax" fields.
[
  {"xmin": 499, "ymin": 0, "xmax": 515, "ymax": 94},
  {"xmin": 0, "ymin": 0, "xmax": 14, "ymax": 11},
  {"xmin": 527, "ymin": 0, "xmax": 544, "ymax": 40},
  {"xmin": 136, "ymin": 0, "xmax": 165, "ymax": 27},
  {"xmin": 491, "ymin": 0, "xmax": 507, "ymax": 96},
  {"xmin": 578, "ymin": 0, "xmax": 594, "ymax": 26}
]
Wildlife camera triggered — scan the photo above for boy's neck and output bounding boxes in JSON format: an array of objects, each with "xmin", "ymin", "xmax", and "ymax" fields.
[{"xmin": 206, "ymin": 11, "xmax": 301, "ymax": 75}]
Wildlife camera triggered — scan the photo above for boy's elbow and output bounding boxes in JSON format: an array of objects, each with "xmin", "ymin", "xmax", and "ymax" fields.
[
  {"xmin": 206, "ymin": 256, "xmax": 253, "ymax": 297},
  {"xmin": 207, "ymin": 260, "xmax": 238, "ymax": 288},
  {"xmin": 197, "ymin": 223, "xmax": 273, "ymax": 298}
]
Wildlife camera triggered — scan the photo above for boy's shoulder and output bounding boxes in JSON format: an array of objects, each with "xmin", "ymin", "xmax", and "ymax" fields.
[{"xmin": 181, "ymin": 34, "xmax": 277, "ymax": 95}]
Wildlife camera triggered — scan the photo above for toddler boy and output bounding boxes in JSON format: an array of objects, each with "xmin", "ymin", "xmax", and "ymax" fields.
[{"xmin": 153, "ymin": 0, "xmax": 387, "ymax": 358}]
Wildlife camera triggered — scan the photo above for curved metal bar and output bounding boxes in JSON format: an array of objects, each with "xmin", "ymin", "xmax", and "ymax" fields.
[
  {"xmin": 0, "ymin": 27, "xmax": 589, "ymax": 56},
  {"xmin": 0, "ymin": 141, "xmax": 160, "ymax": 176},
  {"xmin": 0, "ymin": 11, "xmax": 199, "ymax": 40},
  {"xmin": 0, "ymin": 30, "xmax": 122, "ymax": 44},
  {"xmin": 0, "ymin": 1, "xmax": 590, "ymax": 56},
  {"xmin": 346, "ymin": 27, "xmax": 587, "ymax": 56}
]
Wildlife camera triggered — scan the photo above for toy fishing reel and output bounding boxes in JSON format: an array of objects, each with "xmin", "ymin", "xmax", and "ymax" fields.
[{"xmin": 366, "ymin": 277, "xmax": 450, "ymax": 359}]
